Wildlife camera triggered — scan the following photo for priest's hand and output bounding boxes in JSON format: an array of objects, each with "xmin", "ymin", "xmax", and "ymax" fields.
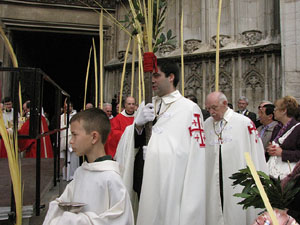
[{"xmin": 135, "ymin": 103, "xmax": 155, "ymax": 128}]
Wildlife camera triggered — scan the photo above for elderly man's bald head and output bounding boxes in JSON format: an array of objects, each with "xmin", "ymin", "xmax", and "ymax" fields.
[
  {"xmin": 205, "ymin": 92, "xmax": 228, "ymax": 121},
  {"xmin": 85, "ymin": 103, "xmax": 94, "ymax": 109}
]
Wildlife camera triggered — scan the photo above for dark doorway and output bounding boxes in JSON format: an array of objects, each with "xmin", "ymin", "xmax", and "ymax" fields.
[{"xmin": 12, "ymin": 30, "xmax": 98, "ymax": 119}]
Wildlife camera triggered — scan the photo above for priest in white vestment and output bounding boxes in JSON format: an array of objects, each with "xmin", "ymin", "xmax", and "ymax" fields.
[
  {"xmin": 60, "ymin": 103, "xmax": 78, "ymax": 181},
  {"xmin": 115, "ymin": 60, "xmax": 206, "ymax": 225},
  {"xmin": 204, "ymin": 92, "xmax": 268, "ymax": 225},
  {"xmin": 2, "ymin": 97, "xmax": 19, "ymax": 128}
]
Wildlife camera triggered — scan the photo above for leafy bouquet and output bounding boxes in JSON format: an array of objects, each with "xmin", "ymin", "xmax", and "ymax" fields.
[
  {"xmin": 230, "ymin": 166, "xmax": 300, "ymax": 210},
  {"xmin": 230, "ymin": 167, "xmax": 300, "ymax": 224}
]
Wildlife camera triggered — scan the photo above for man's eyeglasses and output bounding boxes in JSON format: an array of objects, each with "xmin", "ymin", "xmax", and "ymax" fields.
[{"xmin": 206, "ymin": 105, "xmax": 219, "ymax": 111}]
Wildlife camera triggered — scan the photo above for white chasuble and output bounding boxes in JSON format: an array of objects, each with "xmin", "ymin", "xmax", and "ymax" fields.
[
  {"xmin": 116, "ymin": 90, "xmax": 206, "ymax": 225},
  {"xmin": 43, "ymin": 160, "xmax": 134, "ymax": 225},
  {"xmin": 204, "ymin": 108, "xmax": 268, "ymax": 225}
]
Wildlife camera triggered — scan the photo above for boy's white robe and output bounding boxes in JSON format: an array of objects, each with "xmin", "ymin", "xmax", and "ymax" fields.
[
  {"xmin": 116, "ymin": 90, "xmax": 206, "ymax": 225},
  {"xmin": 204, "ymin": 108, "xmax": 268, "ymax": 225},
  {"xmin": 43, "ymin": 160, "xmax": 134, "ymax": 225}
]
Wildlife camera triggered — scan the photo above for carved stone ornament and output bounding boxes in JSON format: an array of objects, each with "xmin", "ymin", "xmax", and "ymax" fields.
[
  {"xmin": 244, "ymin": 69, "xmax": 264, "ymax": 89},
  {"xmin": 241, "ymin": 30, "xmax": 262, "ymax": 46},
  {"xmin": 211, "ymin": 34, "xmax": 231, "ymax": 48},
  {"xmin": 158, "ymin": 44, "xmax": 176, "ymax": 57},
  {"xmin": 118, "ymin": 51, "xmax": 132, "ymax": 62},
  {"xmin": 184, "ymin": 39, "xmax": 202, "ymax": 54},
  {"xmin": 219, "ymin": 72, "xmax": 232, "ymax": 91}
]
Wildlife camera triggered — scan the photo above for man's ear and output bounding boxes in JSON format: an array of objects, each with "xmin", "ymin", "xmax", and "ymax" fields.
[
  {"xmin": 267, "ymin": 114, "xmax": 273, "ymax": 120},
  {"xmin": 91, "ymin": 131, "xmax": 101, "ymax": 144},
  {"xmin": 168, "ymin": 73, "xmax": 175, "ymax": 83}
]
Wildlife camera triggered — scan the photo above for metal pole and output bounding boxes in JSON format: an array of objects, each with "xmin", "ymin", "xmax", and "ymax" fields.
[{"xmin": 36, "ymin": 138, "xmax": 41, "ymax": 216}]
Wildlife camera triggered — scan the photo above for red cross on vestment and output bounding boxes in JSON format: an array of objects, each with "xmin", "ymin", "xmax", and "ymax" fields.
[
  {"xmin": 248, "ymin": 121, "xmax": 258, "ymax": 143},
  {"xmin": 189, "ymin": 113, "xmax": 205, "ymax": 147}
]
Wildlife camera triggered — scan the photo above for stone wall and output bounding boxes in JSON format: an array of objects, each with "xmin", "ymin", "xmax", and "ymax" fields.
[
  {"xmin": 280, "ymin": 0, "xmax": 300, "ymax": 101},
  {"xmin": 105, "ymin": 44, "xmax": 281, "ymax": 112},
  {"xmin": 1, "ymin": 0, "xmax": 299, "ymax": 110},
  {"xmin": 106, "ymin": 0, "xmax": 282, "ymax": 112}
]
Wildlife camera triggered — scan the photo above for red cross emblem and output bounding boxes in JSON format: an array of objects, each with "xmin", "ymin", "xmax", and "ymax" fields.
[
  {"xmin": 189, "ymin": 113, "xmax": 205, "ymax": 147},
  {"xmin": 248, "ymin": 121, "xmax": 258, "ymax": 143}
]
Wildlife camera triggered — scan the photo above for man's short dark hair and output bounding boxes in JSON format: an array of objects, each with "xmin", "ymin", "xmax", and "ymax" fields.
[
  {"xmin": 186, "ymin": 94, "xmax": 198, "ymax": 104},
  {"xmin": 70, "ymin": 108, "xmax": 111, "ymax": 144},
  {"xmin": 263, "ymin": 104, "xmax": 275, "ymax": 120},
  {"xmin": 2, "ymin": 97, "xmax": 12, "ymax": 103},
  {"xmin": 157, "ymin": 59, "xmax": 179, "ymax": 87}
]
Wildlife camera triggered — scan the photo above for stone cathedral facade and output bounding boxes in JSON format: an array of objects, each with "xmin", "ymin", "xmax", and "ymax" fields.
[{"xmin": 0, "ymin": 0, "xmax": 299, "ymax": 112}]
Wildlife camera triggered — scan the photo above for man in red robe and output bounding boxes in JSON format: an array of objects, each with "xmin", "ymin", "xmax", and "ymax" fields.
[
  {"xmin": 0, "ymin": 139, "xmax": 7, "ymax": 158},
  {"xmin": 18, "ymin": 115, "xmax": 53, "ymax": 158},
  {"xmin": 105, "ymin": 96, "xmax": 136, "ymax": 157}
]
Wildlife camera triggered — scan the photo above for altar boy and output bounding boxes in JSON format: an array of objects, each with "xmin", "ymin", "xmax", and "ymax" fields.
[{"xmin": 43, "ymin": 108, "xmax": 134, "ymax": 225}]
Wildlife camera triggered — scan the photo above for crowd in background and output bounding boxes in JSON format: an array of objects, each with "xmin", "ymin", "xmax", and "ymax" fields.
[{"xmin": 1, "ymin": 90, "xmax": 300, "ymax": 224}]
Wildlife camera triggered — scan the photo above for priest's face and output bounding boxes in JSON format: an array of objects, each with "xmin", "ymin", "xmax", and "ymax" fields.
[
  {"xmin": 70, "ymin": 120, "xmax": 93, "ymax": 157},
  {"xmin": 124, "ymin": 97, "xmax": 136, "ymax": 114},
  {"xmin": 103, "ymin": 105, "xmax": 112, "ymax": 118},
  {"xmin": 152, "ymin": 67, "xmax": 175, "ymax": 97},
  {"xmin": 205, "ymin": 93, "xmax": 228, "ymax": 121},
  {"xmin": 4, "ymin": 101, "xmax": 13, "ymax": 112}
]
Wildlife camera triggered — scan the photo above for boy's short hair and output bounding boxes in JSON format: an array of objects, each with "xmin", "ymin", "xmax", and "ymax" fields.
[{"xmin": 70, "ymin": 108, "xmax": 111, "ymax": 144}]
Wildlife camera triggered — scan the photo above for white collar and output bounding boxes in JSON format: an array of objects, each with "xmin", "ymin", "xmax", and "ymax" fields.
[
  {"xmin": 153, "ymin": 90, "xmax": 182, "ymax": 105},
  {"xmin": 121, "ymin": 110, "xmax": 136, "ymax": 117},
  {"xmin": 213, "ymin": 107, "xmax": 233, "ymax": 124},
  {"xmin": 81, "ymin": 160, "xmax": 120, "ymax": 174},
  {"xmin": 223, "ymin": 107, "xmax": 234, "ymax": 122}
]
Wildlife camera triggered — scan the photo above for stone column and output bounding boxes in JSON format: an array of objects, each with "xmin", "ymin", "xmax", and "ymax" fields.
[{"xmin": 280, "ymin": 0, "xmax": 300, "ymax": 100}]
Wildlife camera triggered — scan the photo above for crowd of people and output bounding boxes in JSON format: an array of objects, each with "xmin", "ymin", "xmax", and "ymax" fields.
[
  {"xmin": 45, "ymin": 60, "xmax": 300, "ymax": 224},
  {"xmin": 1, "ymin": 60, "xmax": 300, "ymax": 224},
  {"xmin": 0, "ymin": 97, "xmax": 53, "ymax": 158}
]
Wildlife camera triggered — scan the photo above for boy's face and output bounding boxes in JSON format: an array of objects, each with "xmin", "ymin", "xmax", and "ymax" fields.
[{"xmin": 70, "ymin": 120, "xmax": 92, "ymax": 157}]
